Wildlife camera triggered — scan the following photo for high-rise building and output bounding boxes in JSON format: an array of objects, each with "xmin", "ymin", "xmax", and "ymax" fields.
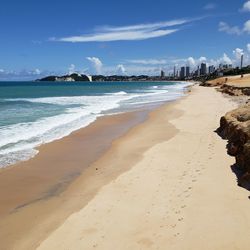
[
  {"xmin": 208, "ymin": 65, "xmax": 215, "ymax": 74},
  {"xmin": 174, "ymin": 66, "xmax": 176, "ymax": 77},
  {"xmin": 160, "ymin": 70, "xmax": 165, "ymax": 78},
  {"xmin": 241, "ymin": 54, "xmax": 244, "ymax": 69},
  {"xmin": 185, "ymin": 66, "xmax": 190, "ymax": 77},
  {"xmin": 200, "ymin": 63, "xmax": 207, "ymax": 75},
  {"xmin": 180, "ymin": 67, "xmax": 185, "ymax": 78},
  {"xmin": 197, "ymin": 66, "xmax": 200, "ymax": 76}
]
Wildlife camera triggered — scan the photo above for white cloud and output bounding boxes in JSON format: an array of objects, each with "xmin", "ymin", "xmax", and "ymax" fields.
[
  {"xmin": 187, "ymin": 57, "xmax": 196, "ymax": 67},
  {"xmin": 219, "ymin": 20, "xmax": 250, "ymax": 35},
  {"xmin": 203, "ymin": 3, "xmax": 216, "ymax": 10},
  {"xmin": 102, "ymin": 19, "xmax": 189, "ymax": 32},
  {"xmin": 116, "ymin": 64, "xmax": 126, "ymax": 75},
  {"xmin": 52, "ymin": 18, "xmax": 197, "ymax": 43},
  {"xmin": 219, "ymin": 53, "xmax": 233, "ymax": 65},
  {"xmin": 127, "ymin": 59, "xmax": 167, "ymax": 65},
  {"xmin": 56, "ymin": 29, "xmax": 178, "ymax": 43},
  {"xmin": 119, "ymin": 65, "xmax": 161, "ymax": 75},
  {"xmin": 218, "ymin": 22, "xmax": 242, "ymax": 35},
  {"xmin": 247, "ymin": 43, "xmax": 250, "ymax": 52},
  {"xmin": 243, "ymin": 20, "xmax": 250, "ymax": 33},
  {"xmin": 241, "ymin": 1, "xmax": 250, "ymax": 12},
  {"xmin": 0, "ymin": 69, "xmax": 54, "ymax": 81},
  {"xmin": 233, "ymin": 48, "xmax": 244, "ymax": 60},
  {"xmin": 86, "ymin": 57, "xmax": 103, "ymax": 74},
  {"xmin": 199, "ymin": 57, "xmax": 207, "ymax": 63},
  {"xmin": 34, "ymin": 68, "xmax": 41, "ymax": 75},
  {"xmin": 68, "ymin": 64, "xmax": 76, "ymax": 74}
]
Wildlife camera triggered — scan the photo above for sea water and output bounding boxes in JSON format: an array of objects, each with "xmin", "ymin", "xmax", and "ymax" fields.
[{"xmin": 0, "ymin": 81, "xmax": 190, "ymax": 168}]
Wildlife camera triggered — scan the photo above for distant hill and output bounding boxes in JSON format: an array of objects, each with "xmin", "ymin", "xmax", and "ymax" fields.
[
  {"xmin": 38, "ymin": 73, "xmax": 91, "ymax": 82},
  {"xmin": 37, "ymin": 73, "xmax": 167, "ymax": 82}
]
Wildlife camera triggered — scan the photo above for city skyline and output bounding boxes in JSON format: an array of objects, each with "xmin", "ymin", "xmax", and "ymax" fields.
[{"xmin": 0, "ymin": 0, "xmax": 250, "ymax": 80}]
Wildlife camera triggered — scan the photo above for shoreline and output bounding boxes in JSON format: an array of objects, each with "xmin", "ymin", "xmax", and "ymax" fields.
[
  {"xmin": 38, "ymin": 85, "xmax": 250, "ymax": 250},
  {"xmin": 1, "ymin": 85, "xmax": 250, "ymax": 250},
  {"xmin": 0, "ymin": 91, "xmax": 185, "ymax": 249},
  {"xmin": 0, "ymin": 80, "xmax": 191, "ymax": 170}
]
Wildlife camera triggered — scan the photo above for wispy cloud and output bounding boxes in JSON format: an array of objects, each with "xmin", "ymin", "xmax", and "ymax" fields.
[
  {"xmin": 126, "ymin": 59, "xmax": 168, "ymax": 65},
  {"xmin": 100, "ymin": 19, "xmax": 189, "ymax": 32},
  {"xmin": 203, "ymin": 3, "xmax": 216, "ymax": 10},
  {"xmin": 0, "ymin": 68, "xmax": 52, "ymax": 81},
  {"xmin": 51, "ymin": 18, "xmax": 196, "ymax": 43}
]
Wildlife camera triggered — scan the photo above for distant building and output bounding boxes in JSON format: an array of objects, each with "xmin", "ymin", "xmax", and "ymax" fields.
[
  {"xmin": 173, "ymin": 66, "xmax": 176, "ymax": 77},
  {"xmin": 197, "ymin": 66, "xmax": 200, "ymax": 76},
  {"xmin": 208, "ymin": 65, "xmax": 215, "ymax": 74},
  {"xmin": 241, "ymin": 54, "xmax": 244, "ymax": 69},
  {"xmin": 160, "ymin": 70, "xmax": 165, "ymax": 78},
  {"xmin": 200, "ymin": 63, "xmax": 207, "ymax": 75},
  {"xmin": 185, "ymin": 66, "xmax": 190, "ymax": 77},
  {"xmin": 180, "ymin": 67, "xmax": 185, "ymax": 78}
]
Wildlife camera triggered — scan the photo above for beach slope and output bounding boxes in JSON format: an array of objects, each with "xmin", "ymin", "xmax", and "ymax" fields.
[{"xmin": 37, "ymin": 86, "xmax": 250, "ymax": 250}]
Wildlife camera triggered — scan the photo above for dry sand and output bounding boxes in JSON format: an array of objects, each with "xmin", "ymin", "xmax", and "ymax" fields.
[
  {"xmin": 208, "ymin": 73, "xmax": 250, "ymax": 87},
  {"xmin": 36, "ymin": 85, "xmax": 250, "ymax": 250},
  {"xmin": 0, "ymin": 93, "xmax": 179, "ymax": 249}
]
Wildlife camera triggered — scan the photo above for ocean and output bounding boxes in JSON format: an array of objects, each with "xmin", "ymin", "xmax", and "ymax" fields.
[{"xmin": 0, "ymin": 81, "xmax": 190, "ymax": 168}]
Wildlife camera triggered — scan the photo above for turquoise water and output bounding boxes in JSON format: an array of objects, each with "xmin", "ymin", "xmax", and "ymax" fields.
[{"xmin": 0, "ymin": 81, "xmax": 190, "ymax": 168}]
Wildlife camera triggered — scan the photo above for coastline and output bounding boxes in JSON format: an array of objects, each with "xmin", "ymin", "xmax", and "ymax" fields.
[
  {"xmin": 38, "ymin": 85, "xmax": 250, "ymax": 250},
  {"xmin": 1, "ymin": 85, "xmax": 250, "ymax": 249},
  {"xmin": 0, "ymin": 90, "xmax": 184, "ymax": 249}
]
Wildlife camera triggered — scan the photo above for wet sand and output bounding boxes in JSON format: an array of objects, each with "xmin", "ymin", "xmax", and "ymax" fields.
[
  {"xmin": 0, "ymin": 98, "xmax": 180, "ymax": 249},
  {"xmin": 0, "ymin": 110, "xmax": 150, "ymax": 249}
]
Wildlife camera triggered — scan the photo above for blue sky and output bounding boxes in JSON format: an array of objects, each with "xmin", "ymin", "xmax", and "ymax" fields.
[{"xmin": 0, "ymin": 0, "xmax": 250, "ymax": 79}]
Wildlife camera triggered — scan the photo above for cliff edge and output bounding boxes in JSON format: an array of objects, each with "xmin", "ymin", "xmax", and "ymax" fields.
[{"xmin": 218, "ymin": 104, "xmax": 250, "ymax": 187}]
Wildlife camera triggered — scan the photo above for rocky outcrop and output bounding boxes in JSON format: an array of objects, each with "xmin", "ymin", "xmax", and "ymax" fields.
[
  {"xmin": 199, "ymin": 82, "xmax": 221, "ymax": 87},
  {"xmin": 218, "ymin": 104, "xmax": 250, "ymax": 186},
  {"xmin": 219, "ymin": 84, "xmax": 250, "ymax": 96}
]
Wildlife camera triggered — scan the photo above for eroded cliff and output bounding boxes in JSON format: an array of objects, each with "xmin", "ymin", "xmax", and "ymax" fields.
[{"xmin": 218, "ymin": 103, "xmax": 250, "ymax": 187}]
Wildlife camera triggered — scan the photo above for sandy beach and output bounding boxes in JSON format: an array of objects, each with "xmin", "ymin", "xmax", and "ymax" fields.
[
  {"xmin": 1, "ymin": 85, "xmax": 250, "ymax": 250},
  {"xmin": 207, "ymin": 73, "xmax": 250, "ymax": 87}
]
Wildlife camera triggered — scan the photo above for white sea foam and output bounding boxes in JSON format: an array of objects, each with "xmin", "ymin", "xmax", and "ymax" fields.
[
  {"xmin": 0, "ymin": 82, "xmax": 189, "ymax": 168},
  {"xmin": 112, "ymin": 91, "xmax": 127, "ymax": 95}
]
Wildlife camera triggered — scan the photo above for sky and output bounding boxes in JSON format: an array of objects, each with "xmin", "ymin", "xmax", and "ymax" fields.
[{"xmin": 0, "ymin": 0, "xmax": 250, "ymax": 80}]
